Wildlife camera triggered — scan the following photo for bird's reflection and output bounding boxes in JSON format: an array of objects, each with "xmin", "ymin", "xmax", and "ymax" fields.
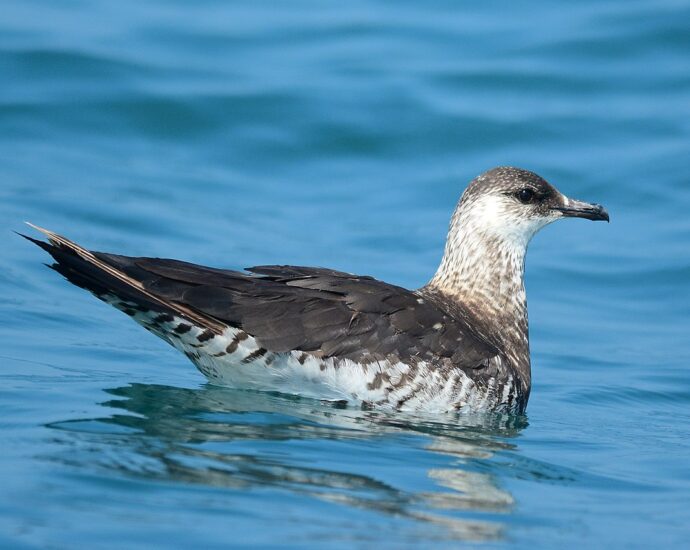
[{"xmin": 48, "ymin": 382, "xmax": 529, "ymax": 542}]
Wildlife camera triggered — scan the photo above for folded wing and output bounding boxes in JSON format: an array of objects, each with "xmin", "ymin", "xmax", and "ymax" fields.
[{"xmin": 25, "ymin": 225, "xmax": 499, "ymax": 370}]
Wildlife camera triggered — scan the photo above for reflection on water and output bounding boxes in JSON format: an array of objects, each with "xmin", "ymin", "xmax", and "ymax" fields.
[{"xmin": 48, "ymin": 383, "xmax": 528, "ymax": 542}]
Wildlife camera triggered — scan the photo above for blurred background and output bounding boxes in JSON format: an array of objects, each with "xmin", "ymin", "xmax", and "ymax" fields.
[{"xmin": 1, "ymin": 1, "xmax": 689, "ymax": 547}]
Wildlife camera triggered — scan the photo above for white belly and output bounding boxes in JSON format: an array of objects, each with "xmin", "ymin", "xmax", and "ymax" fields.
[{"xmin": 108, "ymin": 297, "xmax": 518, "ymax": 413}]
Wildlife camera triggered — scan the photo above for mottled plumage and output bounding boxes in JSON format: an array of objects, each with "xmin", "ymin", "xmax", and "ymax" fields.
[{"xmin": 23, "ymin": 167, "xmax": 608, "ymax": 413}]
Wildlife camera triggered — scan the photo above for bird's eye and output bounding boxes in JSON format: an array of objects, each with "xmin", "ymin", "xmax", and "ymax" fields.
[{"xmin": 517, "ymin": 188, "xmax": 535, "ymax": 204}]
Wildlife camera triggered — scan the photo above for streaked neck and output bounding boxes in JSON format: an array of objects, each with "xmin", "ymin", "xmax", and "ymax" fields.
[
  {"xmin": 424, "ymin": 201, "xmax": 531, "ymax": 384},
  {"xmin": 427, "ymin": 223, "xmax": 528, "ymax": 330}
]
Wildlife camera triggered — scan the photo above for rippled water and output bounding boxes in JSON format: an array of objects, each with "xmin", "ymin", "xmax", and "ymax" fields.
[{"xmin": 1, "ymin": 0, "xmax": 689, "ymax": 547}]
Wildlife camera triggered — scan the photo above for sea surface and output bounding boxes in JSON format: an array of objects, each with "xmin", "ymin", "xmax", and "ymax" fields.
[{"xmin": 1, "ymin": 1, "xmax": 689, "ymax": 548}]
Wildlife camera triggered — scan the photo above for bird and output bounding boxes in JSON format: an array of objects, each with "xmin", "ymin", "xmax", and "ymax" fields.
[{"xmin": 23, "ymin": 167, "xmax": 608, "ymax": 414}]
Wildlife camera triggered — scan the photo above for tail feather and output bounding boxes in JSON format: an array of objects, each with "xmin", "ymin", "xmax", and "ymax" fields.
[{"xmin": 21, "ymin": 223, "xmax": 224, "ymax": 334}]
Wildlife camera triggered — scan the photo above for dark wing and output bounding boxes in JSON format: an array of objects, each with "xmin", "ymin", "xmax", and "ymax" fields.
[
  {"xmin": 24, "ymin": 226, "xmax": 499, "ymax": 369},
  {"xmin": 102, "ymin": 259, "xmax": 498, "ymax": 369}
]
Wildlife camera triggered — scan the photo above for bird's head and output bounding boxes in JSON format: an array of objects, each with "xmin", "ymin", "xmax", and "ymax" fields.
[{"xmin": 455, "ymin": 166, "xmax": 609, "ymax": 252}]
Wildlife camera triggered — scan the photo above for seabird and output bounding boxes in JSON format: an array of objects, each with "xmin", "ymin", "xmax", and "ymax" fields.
[{"xmin": 23, "ymin": 167, "xmax": 608, "ymax": 413}]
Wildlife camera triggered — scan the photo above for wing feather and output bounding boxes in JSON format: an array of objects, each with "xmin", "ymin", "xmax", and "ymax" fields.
[
  {"xmin": 120, "ymin": 260, "xmax": 500, "ymax": 368},
  {"xmin": 25, "ymin": 227, "xmax": 499, "ymax": 369}
]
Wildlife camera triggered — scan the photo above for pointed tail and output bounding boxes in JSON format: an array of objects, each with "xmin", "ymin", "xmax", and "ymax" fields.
[{"xmin": 20, "ymin": 223, "xmax": 224, "ymax": 334}]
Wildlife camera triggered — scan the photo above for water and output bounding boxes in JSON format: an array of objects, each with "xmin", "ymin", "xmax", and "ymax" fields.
[{"xmin": 1, "ymin": 0, "xmax": 689, "ymax": 547}]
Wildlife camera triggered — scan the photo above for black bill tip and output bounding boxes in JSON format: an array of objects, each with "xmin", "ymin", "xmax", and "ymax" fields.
[{"xmin": 554, "ymin": 200, "xmax": 610, "ymax": 222}]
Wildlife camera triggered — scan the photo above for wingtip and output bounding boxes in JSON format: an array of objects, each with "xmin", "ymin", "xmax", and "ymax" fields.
[
  {"xmin": 18, "ymin": 222, "xmax": 71, "ymax": 252},
  {"xmin": 15, "ymin": 228, "xmax": 50, "ymax": 250},
  {"xmin": 24, "ymin": 221, "xmax": 53, "ymax": 237},
  {"xmin": 14, "ymin": 229, "xmax": 33, "ymax": 239}
]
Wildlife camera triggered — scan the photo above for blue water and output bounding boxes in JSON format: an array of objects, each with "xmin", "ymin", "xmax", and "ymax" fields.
[{"xmin": 1, "ymin": 0, "xmax": 689, "ymax": 547}]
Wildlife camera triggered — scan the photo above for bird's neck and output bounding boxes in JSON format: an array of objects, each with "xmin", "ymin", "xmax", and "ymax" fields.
[{"xmin": 426, "ymin": 215, "xmax": 531, "ymax": 386}]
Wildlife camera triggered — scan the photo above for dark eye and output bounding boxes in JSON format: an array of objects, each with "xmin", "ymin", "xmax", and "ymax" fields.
[{"xmin": 517, "ymin": 188, "xmax": 535, "ymax": 204}]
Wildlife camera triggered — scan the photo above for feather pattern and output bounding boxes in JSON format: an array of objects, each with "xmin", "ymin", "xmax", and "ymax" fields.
[
  {"xmin": 22, "ymin": 167, "xmax": 609, "ymax": 413},
  {"xmin": 21, "ymin": 226, "xmax": 525, "ymax": 412}
]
